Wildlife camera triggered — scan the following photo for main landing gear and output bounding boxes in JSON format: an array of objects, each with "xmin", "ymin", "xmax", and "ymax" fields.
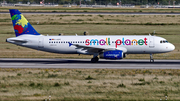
[
  {"xmin": 91, "ymin": 56, "xmax": 99, "ymax": 63},
  {"xmin": 150, "ymin": 54, "xmax": 154, "ymax": 63}
]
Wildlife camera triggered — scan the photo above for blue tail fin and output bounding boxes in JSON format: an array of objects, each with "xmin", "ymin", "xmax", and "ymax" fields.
[{"xmin": 9, "ymin": 9, "xmax": 40, "ymax": 37}]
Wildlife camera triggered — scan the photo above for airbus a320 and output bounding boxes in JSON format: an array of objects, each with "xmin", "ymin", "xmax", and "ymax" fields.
[{"xmin": 6, "ymin": 9, "xmax": 175, "ymax": 63}]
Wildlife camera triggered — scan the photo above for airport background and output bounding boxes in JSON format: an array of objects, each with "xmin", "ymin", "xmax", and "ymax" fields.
[
  {"xmin": 1, "ymin": 0, "xmax": 180, "ymax": 5},
  {"xmin": 0, "ymin": 0, "xmax": 180, "ymax": 100}
]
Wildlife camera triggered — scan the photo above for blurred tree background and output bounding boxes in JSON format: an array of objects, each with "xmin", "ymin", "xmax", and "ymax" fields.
[{"xmin": 0, "ymin": 0, "xmax": 179, "ymax": 5}]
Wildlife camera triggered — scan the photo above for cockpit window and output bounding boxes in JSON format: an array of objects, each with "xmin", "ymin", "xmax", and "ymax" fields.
[{"xmin": 160, "ymin": 40, "xmax": 168, "ymax": 43}]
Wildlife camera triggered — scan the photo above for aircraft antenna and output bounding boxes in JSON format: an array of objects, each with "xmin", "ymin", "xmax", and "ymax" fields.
[{"xmin": 153, "ymin": 30, "xmax": 155, "ymax": 36}]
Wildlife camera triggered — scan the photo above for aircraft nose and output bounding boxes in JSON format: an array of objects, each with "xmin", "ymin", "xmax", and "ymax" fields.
[{"xmin": 169, "ymin": 43, "xmax": 175, "ymax": 51}]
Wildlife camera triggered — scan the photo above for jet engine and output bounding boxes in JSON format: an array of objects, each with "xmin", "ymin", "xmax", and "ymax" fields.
[{"xmin": 100, "ymin": 50, "xmax": 123, "ymax": 60}]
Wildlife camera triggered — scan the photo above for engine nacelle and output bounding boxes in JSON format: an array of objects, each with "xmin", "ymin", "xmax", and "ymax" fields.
[{"xmin": 100, "ymin": 50, "xmax": 123, "ymax": 60}]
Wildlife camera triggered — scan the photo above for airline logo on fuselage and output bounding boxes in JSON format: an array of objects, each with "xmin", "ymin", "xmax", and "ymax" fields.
[{"xmin": 85, "ymin": 37, "xmax": 147, "ymax": 48}]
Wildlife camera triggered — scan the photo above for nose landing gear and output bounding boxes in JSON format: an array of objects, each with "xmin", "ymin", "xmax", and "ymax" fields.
[{"xmin": 150, "ymin": 54, "xmax": 154, "ymax": 62}]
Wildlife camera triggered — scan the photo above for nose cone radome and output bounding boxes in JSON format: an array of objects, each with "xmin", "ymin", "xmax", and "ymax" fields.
[{"xmin": 169, "ymin": 43, "xmax": 175, "ymax": 51}]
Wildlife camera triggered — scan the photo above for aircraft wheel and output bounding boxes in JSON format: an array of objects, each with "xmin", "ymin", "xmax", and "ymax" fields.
[
  {"xmin": 150, "ymin": 59, "xmax": 154, "ymax": 63},
  {"xmin": 150, "ymin": 54, "xmax": 154, "ymax": 63},
  {"xmin": 91, "ymin": 57, "xmax": 99, "ymax": 63}
]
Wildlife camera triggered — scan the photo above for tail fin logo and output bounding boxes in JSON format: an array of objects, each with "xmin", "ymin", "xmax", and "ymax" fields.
[
  {"xmin": 10, "ymin": 9, "xmax": 40, "ymax": 37},
  {"xmin": 12, "ymin": 14, "xmax": 28, "ymax": 35}
]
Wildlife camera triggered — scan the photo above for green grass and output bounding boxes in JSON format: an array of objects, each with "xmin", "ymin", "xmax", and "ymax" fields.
[
  {"xmin": 1, "ymin": 6, "xmax": 180, "ymax": 13},
  {"xmin": 0, "ymin": 68, "xmax": 180, "ymax": 100},
  {"xmin": 3, "ymin": 14, "xmax": 180, "ymax": 26}
]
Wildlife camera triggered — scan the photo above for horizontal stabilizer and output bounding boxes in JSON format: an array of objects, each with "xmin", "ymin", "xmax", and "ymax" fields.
[{"xmin": 6, "ymin": 38, "xmax": 27, "ymax": 43}]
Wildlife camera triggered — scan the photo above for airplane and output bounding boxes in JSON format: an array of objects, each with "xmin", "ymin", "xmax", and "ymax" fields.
[{"xmin": 6, "ymin": 9, "xmax": 175, "ymax": 63}]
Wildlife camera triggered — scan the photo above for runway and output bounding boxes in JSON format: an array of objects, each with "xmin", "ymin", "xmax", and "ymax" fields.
[
  {"xmin": 0, "ymin": 58, "xmax": 179, "ymax": 69},
  {"xmin": 1, "ymin": 12, "xmax": 180, "ymax": 15}
]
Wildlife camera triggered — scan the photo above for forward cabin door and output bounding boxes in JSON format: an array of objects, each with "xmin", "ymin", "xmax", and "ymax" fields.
[
  {"xmin": 38, "ymin": 37, "xmax": 44, "ymax": 48},
  {"xmin": 149, "ymin": 37, "xmax": 154, "ymax": 48}
]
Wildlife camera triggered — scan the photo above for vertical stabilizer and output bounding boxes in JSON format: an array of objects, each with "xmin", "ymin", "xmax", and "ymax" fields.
[{"xmin": 9, "ymin": 9, "xmax": 40, "ymax": 37}]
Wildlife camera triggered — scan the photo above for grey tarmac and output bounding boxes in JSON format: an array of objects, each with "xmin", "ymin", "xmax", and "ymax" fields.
[{"xmin": 0, "ymin": 58, "xmax": 179, "ymax": 69}]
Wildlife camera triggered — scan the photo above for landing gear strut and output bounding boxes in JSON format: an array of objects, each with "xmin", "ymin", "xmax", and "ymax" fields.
[
  {"xmin": 150, "ymin": 54, "xmax": 154, "ymax": 62},
  {"xmin": 91, "ymin": 56, "xmax": 99, "ymax": 63}
]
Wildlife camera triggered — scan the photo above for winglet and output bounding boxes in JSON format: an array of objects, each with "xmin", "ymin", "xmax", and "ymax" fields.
[{"xmin": 68, "ymin": 42, "xmax": 73, "ymax": 47}]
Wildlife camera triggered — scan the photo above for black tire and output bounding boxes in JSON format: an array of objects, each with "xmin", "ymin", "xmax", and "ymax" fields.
[
  {"xmin": 91, "ymin": 57, "xmax": 99, "ymax": 63},
  {"xmin": 95, "ymin": 57, "xmax": 99, "ymax": 62},
  {"xmin": 91, "ymin": 58, "xmax": 97, "ymax": 63}
]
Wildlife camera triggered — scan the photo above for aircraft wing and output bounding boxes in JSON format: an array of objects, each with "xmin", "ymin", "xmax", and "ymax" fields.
[{"xmin": 68, "ymin": 42, "xmax": 127, "ymax": 54}]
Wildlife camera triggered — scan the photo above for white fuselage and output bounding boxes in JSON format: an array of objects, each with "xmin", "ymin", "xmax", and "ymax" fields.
[{"xmin": 6, "ymin": 35, "xmax": 175, "ymax": 55}]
